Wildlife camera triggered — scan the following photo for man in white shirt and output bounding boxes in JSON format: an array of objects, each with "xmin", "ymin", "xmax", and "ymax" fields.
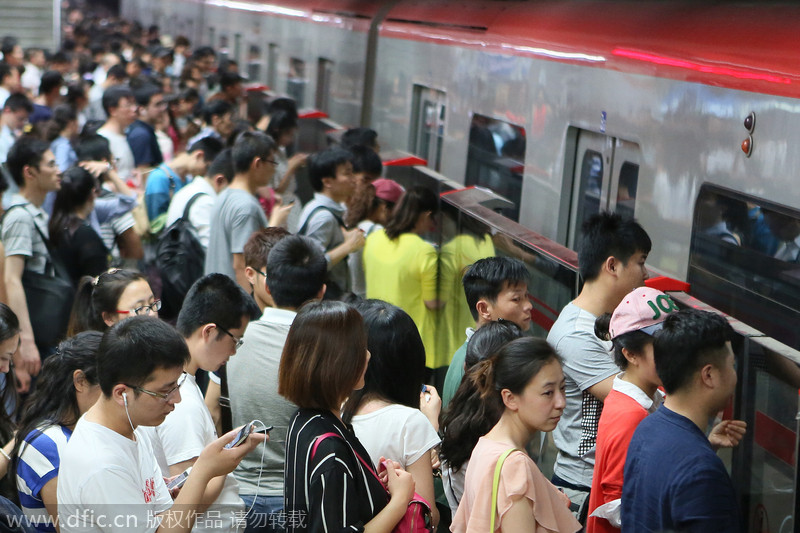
[
  {"xmin": 97, "ymin": 86, "xmax": 138, "ymax": 181},
  {"xmin": 58, "ymin": 316, "xmax": 264, "ymax": 533},
  {"xmin": 166, "ymin": 148, "xmax": 235, "ymax": 250},
  {"xmin": 20, "ymin": 48, "xmax": 46, "ymax": 97},
  {"xmin": 0, "ymin": 62, "xmax": 21, "ymax": 108}
]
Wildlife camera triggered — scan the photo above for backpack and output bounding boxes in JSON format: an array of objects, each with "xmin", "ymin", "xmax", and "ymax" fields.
[{"xmin": 156, "ymin": 193, "xmax": 208, "ymax": 320}]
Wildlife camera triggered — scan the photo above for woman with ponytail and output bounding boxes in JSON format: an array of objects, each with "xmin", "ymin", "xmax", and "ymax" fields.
[
  {"xmin": 451, "ymin": 337, "xmax": 580, "ymax": 533},
  {"xmin": 13, "ymin": 331, "xmax": 102, "ymax": 532},
  {"xmin": 43, "ymin": 104, "xmax": 79, "ymax": 172},
  {"xmin": 49, "ymin": 166, "xmax": 108, "ymax": 285},
  {"xmin": 67, "ymin": 269, "xmax": 158, "ymax": 336}
]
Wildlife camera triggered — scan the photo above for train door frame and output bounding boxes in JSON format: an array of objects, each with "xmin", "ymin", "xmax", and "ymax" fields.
[
  {"xmin": 409, "ymin": 84, "xmax": 447, "ymax": 172},
  {"xmin": 267, "ymin": 43, "xmax": 279, "ymax": 90},
  {"xmin": 315, "ymin": 58, "xmax": 334, "ymax": 114}
]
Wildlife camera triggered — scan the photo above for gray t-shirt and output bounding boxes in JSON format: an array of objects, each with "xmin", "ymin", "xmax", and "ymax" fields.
[
  {"xmin": 2, "ymin": 195, "xmax": 51, "ymax": 275},
  {"xmin": 297, "ymin": 193, "xmax": 348, "ymax": 294},
  {"xmin": 205, "ymin": 188, "xmax": 268, "ymax": 280},
  {"xmin": 226, "ymin": 307, "xmax": 298, "ymax": 496},
  {"xmin": 546, "ymin": 302, "xmax": 617, "ymax": 488}
]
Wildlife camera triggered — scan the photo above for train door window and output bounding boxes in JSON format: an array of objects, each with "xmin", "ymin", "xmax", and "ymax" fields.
[
  {"xmin": 409, "ymin": 85, "xmax": 446, "ymax": 172},
  {"xmin": 464, "ymin": 113, "xmax": 525, "ymax": 221},
  {"xmin": 234, "ymin": 34, "xmax": 242, "ymax": 65},
  {"xmin": 566, "ymin": 129, "xmax": 641, "ymax": 248},
  {"xmin": 287, "ymin": 58, "xmax": 306, "ymax": 108},
  {"xmin": 247, "ymin": 45, "xmax": 262, "ymax": 83},
  {"xmin": 208, "ymin": 28, "xmax": 216, "ymax": 49},
  {"xmin": 267, "ymin": 44, "xmax": 279, "ymax": 89},
  {"xmin": 315, "ymin": 58, "xmax": 334, "ymax": 113},
  {"xmin": 218, "ymin": 35, "xmax": 229, "ymax": 61}
]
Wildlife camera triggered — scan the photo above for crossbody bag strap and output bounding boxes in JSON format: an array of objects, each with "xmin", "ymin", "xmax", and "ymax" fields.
[
  {"xmin": 298, "ymin": 205, "xmax": 345, "ymax": 236},
  {"xmin": 490, "ymin": 448, "xmax": 518, "ymax": 533},
  {"xmin": 182, "ymin": 192, "xmax": 209, "ymax": 220},
  {"xmin": 2, "ymin": 204, "xmax": 56, "ymax": 275}
]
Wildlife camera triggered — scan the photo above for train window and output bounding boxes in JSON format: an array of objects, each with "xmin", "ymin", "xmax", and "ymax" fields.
[
  {"xmin": 410, "ymin": 85, "xmax": 446, "ymax": 172},
  {"xmin": 234, "ymin": 34, "xmax": 242, "ymax": 65},
  {"xmin": 287, "ymin": 58, "xmax": 306, "ymax": 108},
  {"xmin": 315, "ymin": 58, "xmax": 334, "ymax": 113},
  {"xmin": 267, "ymin": 44, "xmax": 279, "ymax": 89},
  {"xmin": 615, "ymin": 161, "xmax": 639, "ymax": 221},
  {"xmin": 218, "ymin": 35, "xmax": 229, "ymax": 61},
  {"xmin": 464, "ymin": 114, "xmax": 525, "ymax": 221},
  {"xmin": 688, "ymin": 186, "xmax": 800, "ymax": 351},
  {"xmin": 208, "ymin": 28, "xmax": 216, "ymax": 50},
  {"xmin": 247, "ymin": 45, "xmax": 262, "ymax": 83}
]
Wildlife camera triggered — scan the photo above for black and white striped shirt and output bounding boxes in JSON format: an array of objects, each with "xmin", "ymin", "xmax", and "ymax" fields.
[{"xmin": 284, "ymin": 409, "xmax": 389, "ymax": 533}]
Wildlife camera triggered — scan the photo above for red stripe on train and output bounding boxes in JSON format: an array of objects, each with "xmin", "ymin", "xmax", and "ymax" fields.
[{"xmin": 754, "ymin": 411, "xmax": 796, "ymax": 467}]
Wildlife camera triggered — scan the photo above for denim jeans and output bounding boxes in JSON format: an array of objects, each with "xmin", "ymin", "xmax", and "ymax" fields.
[{"xmin": 240, "ymin": 495, "xmax": 284, "ymax": 533}]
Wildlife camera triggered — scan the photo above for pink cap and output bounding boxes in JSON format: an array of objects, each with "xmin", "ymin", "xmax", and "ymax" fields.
[
  {"xmin": 372, "ymin": 179, "xmax": 404, "ymax": 204},
  {"xmin": 609, "ymin": 287, "xmax": 679, "ymax": 339}
]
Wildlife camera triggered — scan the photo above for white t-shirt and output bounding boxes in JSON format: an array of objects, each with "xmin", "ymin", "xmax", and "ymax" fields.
[
  {"xmin": 98, "ymin": 126, "xmax": 135, "ymax": 180},
  {"xmin": 165, "ymin": 177, "xmax": 217, "ymax": 250},
  {"xmin": 350, "ymin": 404, "xmax": 440, "ymax": 469},
  {"xmin": 57, "ymin": 418, "xmax": 173, "ymax": 533},
  {"xmin": 153, "ymin": 374, "xmax": 244, "ymax": 533}
]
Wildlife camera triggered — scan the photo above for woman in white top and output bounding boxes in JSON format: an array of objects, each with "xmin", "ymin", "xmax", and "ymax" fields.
[
  {"xmin": 265, "ymin": 110, "xmax": 307, "ymax": 232},
  {"xmin": 342, "ymin": 299, "xmax": 442, "ymax": 529}
]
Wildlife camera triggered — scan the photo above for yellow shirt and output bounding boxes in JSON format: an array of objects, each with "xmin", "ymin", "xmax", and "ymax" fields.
[{"xmin": 363, "ymin": 229, "xmax": 441, "ymax": 368}]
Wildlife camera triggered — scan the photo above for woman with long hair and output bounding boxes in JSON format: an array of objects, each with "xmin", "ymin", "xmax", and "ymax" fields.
[
  {"xmin": 13, "ymin": 331, "xmax": 102, "ymax": 532},
  {"xmin": 362, "ymin": 186, "xmax": 444, "ymax": 370},
  {"xmin": 67, "ymin": 268, "xmax": 159, "ymax": 336},
  {"xmin": 342, "ymin": 299, "xmax": 441, "ymax": 528},
  {"xmin": 48, "ymin": 166, "xmax": 108, "ymax": 285},
  {"xmin": 279, "ymin": 300, "xmax": 415, "ymax": 533},
  {"xmin": 451, "ymin": 337, "xmax": 580, "ymax": 533}
]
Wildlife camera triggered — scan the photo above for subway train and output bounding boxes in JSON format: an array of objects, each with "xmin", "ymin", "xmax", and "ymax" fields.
[{"xmin": 121, "ymin": 2, "xmax": 799, "ymax": 530}]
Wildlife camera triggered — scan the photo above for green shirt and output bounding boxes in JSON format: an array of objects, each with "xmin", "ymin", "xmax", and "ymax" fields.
[{"xmin": 442, "ymin": 336, "xmax": 470, "ymax": 408}]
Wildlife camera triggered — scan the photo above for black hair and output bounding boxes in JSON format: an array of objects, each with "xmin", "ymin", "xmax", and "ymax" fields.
[
  {"xmin": 203, "ymin": 99, "xmax": 233, "ymax": 125},
  {"xmin": 265, "ymin": 109, "xmax": 297, "ymax": 141},
  {"xmin": 38, "ymin": 70, "xmax": 64, "ymax": 96},
  {"xmin": 187, "ymin": 135, "xmax": 224, "ymax": 164},
  {"xmin": 231, "ymin": 130, "xmax": 275, "ymax": 174},
  {"xmin": 132, "ymin": 83, "xmax": 162, "ymax": 107},
  {"xmin": 465, "ymin": 320, "xmax": 523, "ymax": 369},
  {"xmin": 67, "ymin": 269, "xmax": 149, "ymax": 335},
  {"xmin": 266, "ymin": 97, "xmax": 298, "ymax": 121},
  {"xmin": 97, "ymin": 316, "xmax": 189, "ymax": 396},
  {"xmin": 207, "ymin": 147, "xmax": 235, "ymax": 183},
  {"xmin": 341, "ymin": 127, "xmax": 378, "ymax": 151},
  {"xmin": 13, "ymin": 331, "xmax": 102, "ymax": 469},
  {"xmin": 0, "ymin": 304, "xmax": 20, "ymax": 444},
  {"xmin": 462, "ymin": 257, "xmax": 530, "ymax": 321},
  {"xmin": 106, "ymin": 63, "xmax": 128, "ymax": 82},
  {"xmin": 1, "ymin": 37, "xmax": 18, "ymax": 58},
  {"xmin": 342, "ymin": 300, "xmax": 426, "ymax": 423},
  {"xmin": 307, "ymin": 147, "xmax": 353, "ymax": 192},
  {"xmin": 0, "ymin": 63, "xmax": 13, "ymax": 85},
  {"xmin": 0, "ymin": 304, "xmax": 19, "ymax": 343},
  {"xmin": 42, "ymin": 104, "xmax": 78, "ymax": 143},
  {"xmin": 219, "ymin": 70, "xmax": 243, "ymax": 90},
  {"xmin": 653, "ymin": 309, "xmax": 734, "ymax": 395},
  {"xmin": 6, "ymin": 136, "xmax": 49, "ymax": 187},
  {"xmin": 349, "ymin": 145, "xmax": 382, "ymax": 177},
  {"xmin": 578, "ymin": 212, "xmax": 651, "ymax": 281},
  {"xmin": 74, "ymin": 134, "xmax": 111, "ymax": 162},
  {"xmin": 176, "ymin": 274, "xmax": 260, "ymax": 338},
  {"xmin": 384, "ymin": 186, "xmax": 438, "ymax": 240},
  {"xmin": 191, "ymin": 46, "xmax": 216, "ymax": 60},
  {"xmin": 101, "ymin": 85, "xmax": 134, "ymax": 116},
  {"xmin": 266, "ymin": 235, "xmax": 327, "ymax": 309},
  {"xmin": 48, "ymin": 166, "xmax": 96, "ymax": 247},
  {"xmin": 3, "ymin": 93, "xmax": 32, "ymax": 113},
  {"xmin": 594, "ymin": 312, "xmax": 652, "ymax": 370}
]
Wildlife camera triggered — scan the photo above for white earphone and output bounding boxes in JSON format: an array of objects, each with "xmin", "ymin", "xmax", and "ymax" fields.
[{"xmin": 123, "ymin": 391, "xmax": 128, "ymax": 407}]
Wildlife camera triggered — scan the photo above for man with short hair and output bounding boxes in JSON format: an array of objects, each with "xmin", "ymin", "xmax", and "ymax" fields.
[
  {"xmin": 20, "ymin": 48, "xmax": 46, "ymax": 98},
  {"xmin": 58, "ymin": 316, "xmax": 264, "ymax": 533},
  {"xmin": 622, "ymin": 309, "xmax": 745, "ymax": 532},
  {"xmin": 86, "ymin": 63, "xmax": 128, "ymax": 122},
  {"xmin": 144, "ymin": 136, "xmax": 223, "ymax": 223},
  {"xmin": 166, "ymin": 147, "xmax": 234, "ymax": 250},
  {"xmin": 547, "ymin": 212, "xmax": 651, "ymax": 519},
  {"xmin": 151, "ymin": 275, "xmax": 260, "ymax": 533},
  {"xmin": 441, "ymin": 256, "xmax": 533, "ymax": 407},
  {"xmin": 127, "ymin": 84, "xmax": 165, "ymax": 175},
  {"xmin": 243, "ymin": 227, "xmax": 291, "ymax": 311},
  {"xmin": 0, "ymin": 93, "xmax": 32, "ymax": 168},
  {"xmin": 0, "ymin": 62, "xmax": 21, "ymax": 108},
  {"xmin": 297, "ymin": 147, "xmax": 365, "ymax": 298},
  {"xmin": 2, "ymin": 137, "xmax": 62, "ymax": 392},
  {"xmin": 226, "ymin": 235, "xmax": 327, "ymax": 533},
  {"xmin": 1, "ymin": 37, "xmax": 23, "ymax": 68},
  {"xmin": 208, "ymin": 71, "xmax": 244, "ymax": 111},
  {"xmin": 204, "ymin": 131, "xmax": 286, "ymax": 289},
  {"xmin": 29, "ymin": 70, "xmax": 63, "ymax": 124},
  {"xmin": 98, "ymin": 86, "xmax": 138, "ymax": 180},
  {"xmin": 188, "ymin": 100, "xmax": 234, "ymax": 147}
]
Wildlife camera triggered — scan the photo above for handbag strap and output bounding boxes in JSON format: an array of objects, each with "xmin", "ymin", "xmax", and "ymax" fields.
[
  {"xmin": 490, "ymin": 448, "xmax": 518, "ymax": 533},
  {"xmin": 312, "ymin": 432, "xmax": 382, "ymax": 483},
  {"xmin": 182, "ymin": 192, "xmax": 209, "ymax": 221}
]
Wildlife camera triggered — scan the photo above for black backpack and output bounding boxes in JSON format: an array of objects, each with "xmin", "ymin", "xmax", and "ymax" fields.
[{"xmin": 156, "ymin": 193, "xmax": 208, "ymax": 320}]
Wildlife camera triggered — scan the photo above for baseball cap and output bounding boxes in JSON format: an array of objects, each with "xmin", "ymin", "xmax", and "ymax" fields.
[
  {"xmin": 372, "ymin": 178, "xmax": 404, "ymax": 204},
  {"xmin": 609, "ymin": 287, "xmax": 679, "ymax": 339}
]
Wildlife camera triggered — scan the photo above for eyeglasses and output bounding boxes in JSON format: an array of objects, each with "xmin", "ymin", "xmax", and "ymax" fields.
[
  {"xmin": 117, "ymin": 299, "xmax": 162, "ymax": 316},
  {"xmin": 217, "ymin": 325, "xmax": 244, "ymax": 349},
  {"xmin": 256, "ymin": 269, "xmax": 267, "ymax": 278},
  {"xmin": 127, "ymin": 372, "xmax": 187, "ymax": 402},
  {"xmin": 265, "ymin": 159, "xmax": 279, "ymax": 167}
]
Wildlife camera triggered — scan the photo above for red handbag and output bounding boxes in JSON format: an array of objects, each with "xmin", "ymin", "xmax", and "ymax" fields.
[{"xmin": 312, "ymin": 432, "xmax": 433, "ymax": 532}]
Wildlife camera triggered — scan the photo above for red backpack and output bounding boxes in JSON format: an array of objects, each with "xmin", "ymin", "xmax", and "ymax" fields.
[{"xmin": 312, "ymin": 432, "xmax": 433, "ymax": 532}]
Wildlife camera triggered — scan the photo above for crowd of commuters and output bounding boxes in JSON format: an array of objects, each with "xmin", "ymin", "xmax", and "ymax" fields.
[{"xmin": 0, "ymin": 8, "xmax": 751, "ymax": 533}]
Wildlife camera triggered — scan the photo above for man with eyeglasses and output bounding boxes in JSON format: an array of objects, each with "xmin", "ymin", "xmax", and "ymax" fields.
[
  {"xmin": 58, "ymin": 316, "xmax": 264, "ymax": 533},
  {"xmin": 147, "ymin": 274, "xmax": 259, "ymax": 533},
  {"xmin": 2, "ymin": 137, "xmax": 62, "ymax": 392}
]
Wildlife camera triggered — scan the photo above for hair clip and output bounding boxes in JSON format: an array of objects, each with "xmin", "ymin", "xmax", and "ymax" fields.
[{"xmin": 92, "ymin": 276, "xmax": 100, "ymax": 286}]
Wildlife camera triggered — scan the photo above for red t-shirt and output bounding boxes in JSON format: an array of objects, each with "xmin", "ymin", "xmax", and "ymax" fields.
[{"xmin": 586, "ymin": 388, "xmax": 649, "ymax": 533}]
